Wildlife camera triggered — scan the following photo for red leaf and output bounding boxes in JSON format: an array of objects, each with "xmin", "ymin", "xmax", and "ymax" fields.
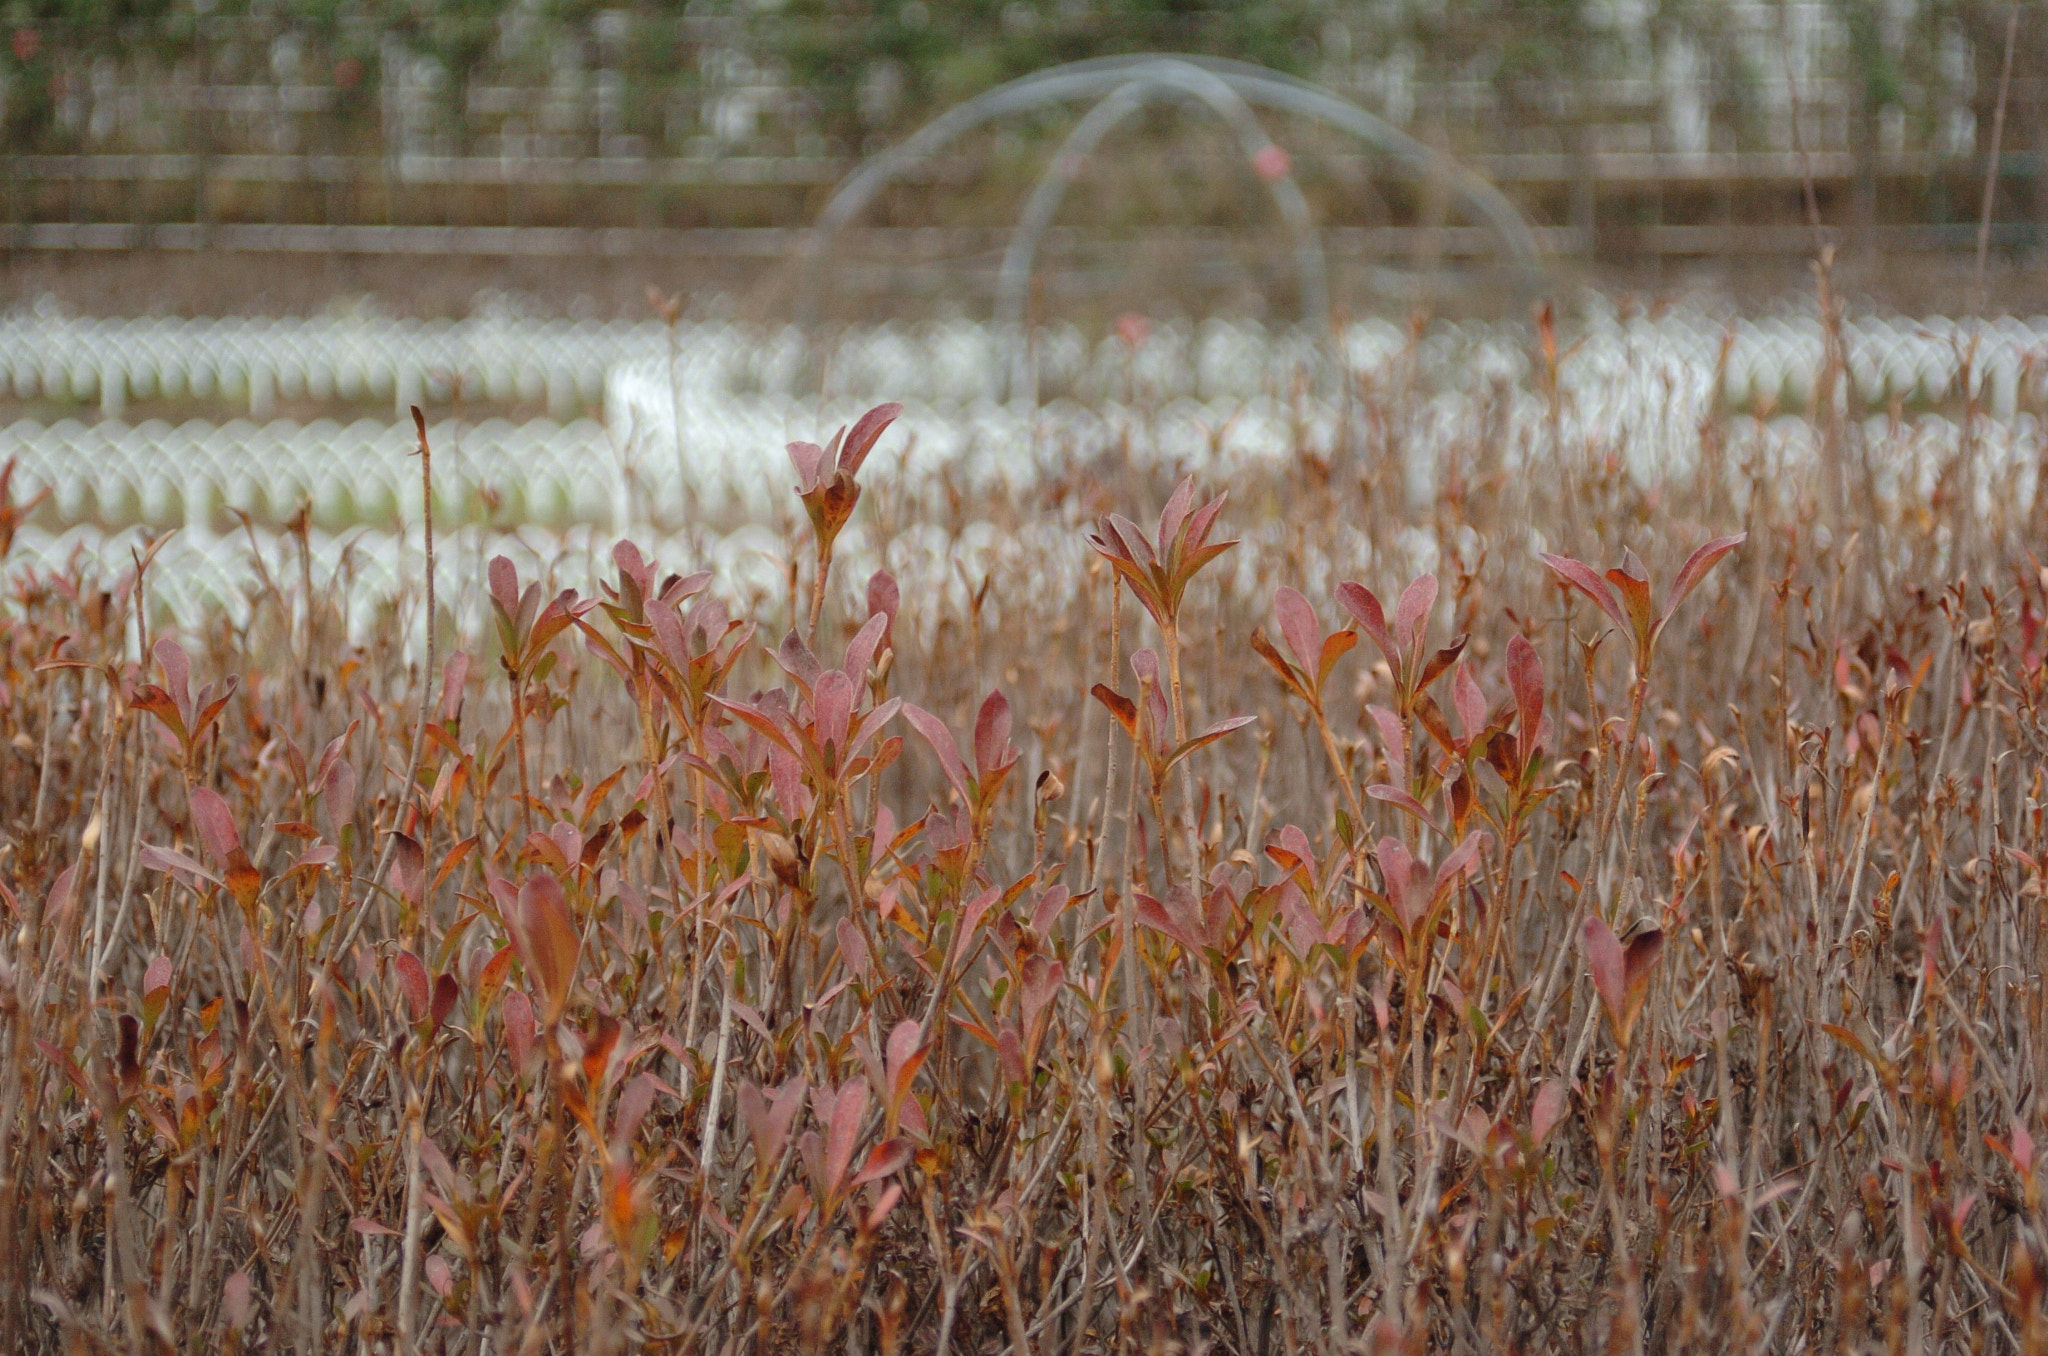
[
  {"xmin": 612, "ymin": 1071, "xmax": 659, "ymax": 1147},
  {"xmin": 1605, "ymin": 549, "xmax": 1655, "ymax": 647},
  {"xmin": 813, "ymin": 670, "xmax": 855, "ymax": 758},
  {"xmin": 1090, "ymin": 684, "xmax": 1138, "ymax": 737},
  {"xmin": 1274, "ymin": 586, "xmax": 1322, "ymax": 677},
  {"xmin": 1506, "ymin": 633, "xmax": 1544, "ymax": 753},
  {"xmin": 187, "ymin": 786, "xmax": 242, "ymax": 863},
  {"xmin": 137, "ymin": 843, "xmax": 218, "ymax": 885},
  {"xmin": 430, "ymin": 973, "xmax": 460, "ymax": 1033},
  {"xmin": 1336, "ymin": 582, "xmax": 1397, "ymax": 667},
  {"xmin": 1366, "ymin": 782, "xmax": 1436, "ymax": 831},
  {"xmin": 787, "ymin": 439, "xmax": 827, "ymax": 492},
  {"xmin": 866, "ymin": 569, "xmax": 899, "ymax": 636},
  {"xmin": 502, "ymin": 989, "xmax": 535, "ymax": 1071},
  {"xmin": 973, "ymin": 689, "xmax": 1014, "ymax": 784},
  {"xmin": 387, "ymin": 831, "xmax": 426, "ymax": 904},
  {"xmin": 752, "ymin": 1077, "xmax": 806, "ymax": 1166},
  {"xmin": 852, "ymin": 1137, "xmax": 912, "ymax": 1185},
  {"xmin": 128, "ymin": 685, "xmax": 186, "ymax": 743},
  {"xmin": 508, "ymin": 871, "xmax": 579, "ymax": 1023},
  {"xmin": 843, "ymin": 610, "xmax": 889, "ymax": 684},
  {"xmin": 902, "ymin": 703, "xmax": 970, "ymax": 804},
  {"xmin": 1581, "ymin": 915, "xmax": 1626, "ymax": 1032},
  {"xmin": 835, "ymin": 917, "xmax": 871, "ymax": 984},
  {"xmin": 1452, "ymin": 663, "xmax": 1486, "ymax": 740},
  {"xmin": 1540, "ymin": 554, "xmax": 1629, "ymax": 632},
  {"xmin": 835, "ymin": 401, "xmax": 903, "ymax": 478},
  {"xmin": 1531, "ymin": 1080, "xmax": 1568, "ymax": 1143},
  {"xmin": 1157, "ymin": 476, "xmax": 1196, "ymax": 554},
  {"xmin": 393, "ymin": 950, "xmax": 431, "ymax": 1021},
  {"xmin": 1658, "ymin": 533, "xmax": 1747, "ymax": 641},
  {"xmin": 153, "ymin": 636, "xmax": 191, "ymax": 717},
  {"xmin": 826, "ymin": 1079, "xmax": 868, "ymax": 1198},
  {"xmin": 1166, "ymin": 714, "xmax": 1255, "ymax": 772},
  {"xmin": 1394, "ymin": 574, "xmax": 1438, "ymax": 654},
  {"xmin": 487, "ymin": 555, "xmax": 521, "ymax": 624}
]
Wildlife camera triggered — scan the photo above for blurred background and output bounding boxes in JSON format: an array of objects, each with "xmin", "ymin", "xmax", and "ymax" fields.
[
  {"xmin": 0, "ymin": 0, "xmax": 2044, "ymax": 321},
  {"xmin": 0, "ymin": 1, "xmax": 2045, "ymax": 635}
]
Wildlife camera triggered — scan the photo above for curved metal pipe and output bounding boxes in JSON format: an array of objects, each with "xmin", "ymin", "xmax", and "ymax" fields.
[
  {"xmin": 993, "ymin": 60, "xmax": 1329, "ymax": 401},
  {"xmin": 797, "ymin": 53, "xmax": 1545, "ymax": 324}
]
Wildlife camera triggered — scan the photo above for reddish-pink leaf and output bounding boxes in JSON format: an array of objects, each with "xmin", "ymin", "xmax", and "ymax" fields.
[
  {"xmin": 1317, "ymin": 628, "xmax": 1358, "ymax": 690},
  {"xmin": 1394, "ymin": 574, "xmax": 1438, "ymax": 654},
  {"xmin": 1337, "ymin": 582, "xmax": 1397, "ymax": 666},
  {"xmin": 1581, "ymin": 915, "xmax": 1626, "ymax": 1032},
  {"xmin": 787, "ymin": 439, "xmax": 827, "ymax": 491},
  {"xmin": 1242, "ymin": 630, "xmax": 1301, "ymax": 699},
  {"xmin": 223, "ymin": 1271, "xmax": 253, "ymax": 1329},
  {"xmin": 1157, "ymin": 476, "xmax": 1197, "ymax": 554},
  {"xmin": 439, "ymin": 651, "xmax": 471, "ymax": 721},
  {"xmin": 1540, "ymin": 554, "xmax": 1629, "ymax": 632},
  {"xmin": 1135, "ymin": 891, "xmax": 1206, "ymax": 954},
  {"xmin": 487, "ymin": 555, "xmax": 521, "ymax": 623},
  {"xmin": 387, "ymin": 831, "xmax": 425, "ymax": 904},
  {"xmin": 739, "ymin": 1076, "xmax": 806, "ymax": 1169},
  {"xmin": 836, "ymin": 401, "xmax": 903, "ymax": 478},
  {"xmin": 886, "ymin": 1019, "xmax": 925, "ymax": 1095},
  {"xmin": 1367, "ymin": 705, "xmax": 1407, "ymax": 787},
  {"xmin": 901, "ymin": 704, "xmax": 970, "ymax": 804},
  {"xmin": 187, "ymin": 786, "xmax": 242, "ymax": 863},
  {"xmin": 137, "ymin": 842, "xmax": 218, "ymax": 885},
  {"xmin": 1090, "ymin": 684, "xmax": 1138, "ymax": 737},
  {"xmin": 1433, "ymin": 832, "xmax": 1489, "ymax": 890},
  {"xmin": 835, "ymin": 917, "xmax": 871, "ymax": 983},
  {"xmin": 1620, "ymin": 927, "xmax": 1665, "ymax": 1041},
  {"xmin": 508, "ymin": 871, "xmax": 579, "ymax": 1023},
  {"xmin": 864, "ymin": 1182, "xmax": 903, "ymax": 1233},
  {"xmin": 842, "ymin": 611, "xmax": 889, "ymax": 685},
  {"xmin": 825, "ymin": 1078, "xmax": 868, "ymax": 1198},
  {"xmin": 153, "ymin": 636, "xmax": 191, "ymax": 717},
  {"xmin": 813, "ymin": 670, "xmax": 855, "ymax": 758},
  {"xmin": 973, "ymin": 689, "xmax": 1014, "ymax": 783},
  {"xmin": 866, "ymin": 570, "xmax": 900, "ymax": 640},
  {"xmin": 1506, "ymin": 633, "xmax": 1544, "ymax": 750},
  {"xmin": 852, "ymin": 1137, "xmax": 913, "ymax": 1185},
  {"xmin": 430, "ymin": 972, "xmax": 460, "ymax": 1033},
  {"xmin": 1531, "ymin": 1080, "xmax": 1568, "ymax": 1143},
  {"xmin": 1166, "ymin": 714, "xmax": 1256, "ymax": 771},
  {"xmin": 1265, "ymin": 823, "xmax": 1318, "ymax": 891},
  {"xmin": 612, "ymin": 1071, "xmax": 658, "ymax": 1147},
  {"xmin": 1605, "ymin": 549, "xmax": 1655, "ymax": 646},
  {"xmin": 502, "ymin": 989, "xmax": 535, "ymax": 1071},
  {"xmin": 1659, "ymin": 533, "xmax": 1747, "ymax": 637},
  {"xmin": 1453, "ymin": 663, "xmax": 1486, "ymax": 740},
  {"xmin": 1274, "ymin": 587, "xmax": 1322, "ymax": 677},
  {"xmin": 393, "ymin": 950, "xmax": 431, "ymax": 1020},
  {"xmin": 1366, "ymin": 782, "xmax": 1436, "ymax": 831},
  {"xmin": 709, "ymin": 695, "xmax": 800, "ymax": 758},
  {"xmin": 320, "ymin": 755, "xmax": 356, "ymax": 835}
]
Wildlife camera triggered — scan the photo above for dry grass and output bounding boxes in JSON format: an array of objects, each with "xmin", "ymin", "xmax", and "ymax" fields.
[{"xmin": 1, "ymin": 318, "xmax": 2047, "ymax": 1356}]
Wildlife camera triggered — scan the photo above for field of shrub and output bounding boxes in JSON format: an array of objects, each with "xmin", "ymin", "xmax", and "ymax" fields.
[{"xmin": 1, "ymin": 321, "xmax": 2046, "ymax": 1355}]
